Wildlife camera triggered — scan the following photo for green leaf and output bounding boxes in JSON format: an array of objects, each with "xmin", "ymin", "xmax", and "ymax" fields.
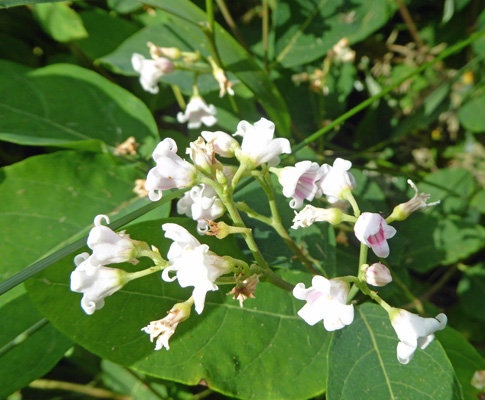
[
  {"xmin": 436, "ymin": 327, "xmax": 485, "ymax": 400},
  {"xmin": 0, "ymin": 294, "xmax": 72, "ymax": 399},
  {"xmin": 458, "ymin": 89, "xmax": 485, "ymax": 133},
  {"xmin": 420, "ymin": 168, "xmax": 476, "ymax": 215},
  {"xmin": 75, "ymin": 9, "xmax": 141, "ymax": 60},
  {"xmin": 32, "ymin": 2, "xmax": 88, "ymax": 43},
  {"xmin": 27, "ymin": 219, "xmax": 330, "ymax": 400},
  {"xmin": 457, "ymin": 264, "xmax": 485, "ymax": 322},
  {"xmin": 0, "ymin": 60, "xmax": 159, "ymax": 156},
  {"xmin": 107, "ymin": 0, "xmax": 143, "ymax": 14},
  {"xmin": 389, "ymin": 214, "xmax": 485, "ymax": 272},
  {"xmin": 101, "ymin": 360, "xmax": 194, "ymax": 400},
  {"xmin": 327, "ymin": 303, "xmax": 463, "ymax": 400},
  {"xmin": 0, "ymin": 151, "xmax": 146, "ymax": 279},
  {"xmin": 273, "ymin": 0, "xmax": 394, "ymax": 68},
  {"xmin": 0, "ymin": 0, "xmax": 77, "ymax": 9},
  {"xmin": 101, "ymin": 0, "xmax": 291, "ymax": 137}
]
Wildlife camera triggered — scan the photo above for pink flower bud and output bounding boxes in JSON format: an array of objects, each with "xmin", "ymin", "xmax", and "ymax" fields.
[{"xmin": 365, "ymin": 262, "xmax": 392, "ymax": 287}]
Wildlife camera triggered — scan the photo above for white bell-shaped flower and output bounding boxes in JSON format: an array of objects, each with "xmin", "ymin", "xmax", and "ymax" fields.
[
  {"xmin": 145, "ymin": 138, "xmax": 197, "ymax": 201},
  {"xmin": 319, "ymin": 158, "xmax": 356, "ymax": 203},
  {"xmin": 390, "ymin": 308, "xmax": 447, "ymax": 364},
  {"xmin": 233, "ymin": 118, "xmax": 291, "ymax": 167},
  {"xmin": 293, "ymin": 275, "xmax": 354, "ymax": 331},
  {"xmin": 177, "ymin": 96, "xmax": 217, "ymax": 129},
  {"xmin": 87, "ymin": 215, "xmax": 137, "ymax": 267},
  {"xmin": 278, "ymin": 161, "xmax": 324, "ymax": 209},
  {"xmin": 70, "ymin": 252, "xmax": 127, "ymax": 315},
  {"xmin": 201, "ymin": 130, "xmax": 240, "ymax": 158},
  {"xmin": 177, "ymin": 184, "xmax": 225, "ymax": 233},
  {"xmin": 131, "ymin": 53, "xmax": 174, "ymax": 94},
  {"xmin": 161, "ymin": 223, "xmax": 231, "ymax": 314},
  {"xmin": 354, "ymin": 212, "xmax": 397, "ymax": 258}
]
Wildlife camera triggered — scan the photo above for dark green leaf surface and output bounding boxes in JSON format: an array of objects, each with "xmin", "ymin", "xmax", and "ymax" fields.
[
  {"xmin": 389, "ymin": 214, "xmax": 485, "ymax": 272},
  {"xmin": 0, "ymin": 294, "xmax": 72, "ymax": 399},
  {"xmin": 76, "ymin": 9, "xmax": 141, "ymax": 60},
  {"xmin": 27, "ymin": 219, "xmax": 330, "ymax": 400},
  {"xmin": 0, "ymin": 60, "xmax": 158, "ymax": 155},
  {"xmin": 457, "ymin": 264, "xmax": 485, "ymax": 322},
  {"xmin": 436, "ymin": 327, "xmax": 485, "ymax": 400},
  {"xmin": 273, "ymin": 0, "xmax": 394, "ymax": 68},
  {"xmin": 327, "ymin": 303, "xmax": 463, "ymax": 400}
]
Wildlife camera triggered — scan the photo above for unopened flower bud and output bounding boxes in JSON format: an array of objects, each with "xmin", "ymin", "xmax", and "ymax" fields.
[
  {"xmin": 187, "ymin": 136, "xmax": 217, "ymax": 175},
  {"xmin": 364, "ymin": 262, "xmax": 392, "ymax": 287},
  {"xmin": 141, "ymin": 298, "xmax": 193, "ymax": 350},
  {"xmin": 292, "ymin": 205, "xmax": 344, "ymax": 229},
  {"xmin": 387, "ymin": 180, "xmax": 440, "ymax": 223},
  {"xmin": 205, "ymin": 220, "xmax": 251, "ymax": 239},
  {"xmin": 147, "ymin": 42, "xmax": 181, "ymax": 59}
]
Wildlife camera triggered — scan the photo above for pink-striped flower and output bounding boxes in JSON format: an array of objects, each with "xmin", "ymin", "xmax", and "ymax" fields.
[{"xmin": 354, "ymin": 212, "xmax": 396, "ymax": 258}]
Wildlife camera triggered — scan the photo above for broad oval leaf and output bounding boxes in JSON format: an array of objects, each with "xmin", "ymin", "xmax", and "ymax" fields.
[
  {"xmin": 327, "ymin": 303, "xmax": 463, "ymax": 400},
  {"xmin": 26, "ymin": 219, "xmax": 330, "ymax": 400},
  {"xmin": 0, "ymin": 60, "xmax": 159, "ymax": 156}
]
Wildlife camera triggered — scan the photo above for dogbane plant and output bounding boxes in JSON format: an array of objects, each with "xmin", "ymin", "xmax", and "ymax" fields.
[{"xmin": 70, "ymin": 116, "xmax": 445, "ymax": 364}]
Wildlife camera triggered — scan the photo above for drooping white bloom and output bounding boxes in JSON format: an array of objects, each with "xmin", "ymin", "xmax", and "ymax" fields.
[
  {"xmin": 293, "ymin": 275, "xmax": 354, "ymax": 331},
  {"xmin": 145, "ymin": 138, "xmax": 197, "ymax": 201},
  {"xmin": 161, "ymin": 223, "xmax": 232, "ymax": 314},
  {"xmin": 70, "ymin": 252, "xmax": 127, "ymax": 315},
  {"xmin": 364, "ymin": 262, "xmax": 392, "ymax": 287},
  {"xmin": 87, "ymin": 215, "xmax": 137, "ymax": 267},
  {"xmin": 319, "ymin": 158, "xmax": 356, "ymax": 203},
  {"xmin": 141, "ymin": 299, "xmax": 193, "ymax": 351},
  {"xmin": 234, "ymin": 118, "xmax": 291, "ymax": 167},
  {"xmin": 387, "ymin": 179, "xmax": 441, "ymax": 222},
  {"xmin": 390, "ymin": 308, "xmax": 447, "ymax": 364},
  {"xmin": 177, "ymin": 96, "xmax": 217, "ymax": 129},
  {"xmin": 291, "ymin": 205, "xmax": 343, "ymax": 229},
  {"xmin": 201, "ymin": 130, "xmax": 240, "ymax": 158},
  {"xmin": 354, "ymin": 212, "xmax": 397, "ymax": 258},
  {"xmin": 131, "ymin": 53, "xmax": 174, "ymax": 94},
  {"xmin": 278, "ymin": 161, "xmax": 324, "ymax": 209},
  {"xmin": 177, "ymin": 184, "xmax": 225, "ymax": 233}
]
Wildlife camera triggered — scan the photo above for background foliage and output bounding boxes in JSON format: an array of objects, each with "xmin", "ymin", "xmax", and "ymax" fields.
[{"xmin": 0, "ymin": 0, "xmax": 484, "ymax": 399}]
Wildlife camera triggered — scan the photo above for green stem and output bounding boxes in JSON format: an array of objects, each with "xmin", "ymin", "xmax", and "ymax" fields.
[
  {"xmin": 342, "ymin": 189, "xmax": 360, "ymax": 218},
  {"xmin": 257, "ymin": 175, "xmax": 318, "ymax": 274},
  {"xmin": 0, "ymin": 318, "xmax": 49, "ymax": 358},
  {"xmin": 291, "ymin": 30, "xmax": 485, "ymax": 155},
  {"xmin": 171, "ymin": 84, "xmax": 186, "ymax": 110},
  {"xmin": 230, "ymin": 162, "xmax": 248, "ymax": 192},
  {"xmin": 345, "ymin": 276, "xmax": 393, "ymax": 313},
  {"xmin": 126, "ymin": 263, "xmax": 168, "ymax": 281},
  {"xmin": 358, "ymin": 243, "xmax": 369, "ymax": 276}
]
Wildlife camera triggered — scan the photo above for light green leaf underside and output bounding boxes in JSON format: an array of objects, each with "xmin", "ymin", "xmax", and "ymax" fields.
[
  {"xmin": 27, "ymin": 219, "xmax": 330, "ymax": 400},
  {"xmin": 0, "ymin": 60, "xmax": 158, "ymax": 156},
  {"xmin": 327, "ymin": 303, "xmax": 463, "ymax": 400},
  {"xmin": 0, "ymin": 151, "xmax": 149, "ymax": 280}
]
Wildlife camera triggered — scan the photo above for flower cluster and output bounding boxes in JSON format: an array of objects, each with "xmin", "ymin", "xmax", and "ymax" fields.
[
  {"xmin": 145, "ymin": 117, "xmax": 291, "ymax": 230},
  {"xmin": 287, "ymin": 157, "xmax": 444, "ymax": 364},
  {"xmin": 274, "ymin": 157, "xmax": 356, "ymax": 209},
  {"xmin": 70, "ymin": 112, "xmax": 446, "ymax": 365}
]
